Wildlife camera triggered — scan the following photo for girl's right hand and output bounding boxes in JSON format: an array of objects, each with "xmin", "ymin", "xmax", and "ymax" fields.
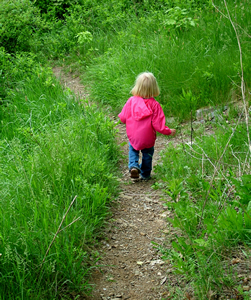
[{"xmin": 170, "ymin": 129, "xmax": 176, "ymax": 136}]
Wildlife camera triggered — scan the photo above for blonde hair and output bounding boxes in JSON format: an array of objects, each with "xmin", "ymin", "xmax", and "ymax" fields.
[{"xmin": 131, "ymin": 72, "xmax": 160, "ymax": 98}]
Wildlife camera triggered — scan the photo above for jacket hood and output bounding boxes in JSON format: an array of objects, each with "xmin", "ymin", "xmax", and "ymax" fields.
[{"xmin": 131, "ymin": 96, "xmax": 153, "ymax": 121}]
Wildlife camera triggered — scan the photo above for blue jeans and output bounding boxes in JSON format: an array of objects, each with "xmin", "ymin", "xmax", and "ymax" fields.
[{"xmin": 128, "ymin": 143, "xmax": 154, "ymax": 179}]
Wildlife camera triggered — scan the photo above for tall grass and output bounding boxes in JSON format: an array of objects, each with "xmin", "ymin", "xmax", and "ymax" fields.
[
  {"xmin": 1, "ymin": 0, "xmax": 250, "ymax": 298},
  {"xmin": 0, "ymin": 66, "xmax": 120, "ymax": 299},
  {"xmin": 153, "ymin": 119, "xmax": 251, "ymax": 298},
  {"xmin": 82, "ymin": 2, "xmax": 250, "ymax": 120}
]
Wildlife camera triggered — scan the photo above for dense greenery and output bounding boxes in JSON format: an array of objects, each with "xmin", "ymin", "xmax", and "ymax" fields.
[
  {"xmin": 0, "ymin": 55, "xmax": 119, "ymax": 298},
  {"xmin": 82, "ymin": 0, "xmax": 251, "ymax": 121},
  {"xmin": 154, "ymin": 120, "xmax": 251, "ymax": 298},
  {"xmin": 0, "ymin": 0, "xmax": 250, "ymax": 299}
]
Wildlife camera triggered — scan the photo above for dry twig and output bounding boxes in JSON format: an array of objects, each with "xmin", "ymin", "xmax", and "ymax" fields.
[
  {"xmin": 184, "ymin": 141, "xmax": 230, "ymax": 184},
  {"xmin": 230, "ymin": 145, "xmax": 241, "ymax": 177},
  {"xmin": 223, "ymin": 0, "xmax": 251, "ymax": 154},
  {"xmin": 198, "ymin": 112, "xmax": 243, "ymax": 229},
  {"xmin": 40, "ymin": 195, "xmax": 78, "ymax": 267},
  {"xmin": 198, "ymin": 0, "xmax": 250, "ymax": 229},
  {"xmin": 212, "ymin": 1, "xmax": 251, "ymax": 39}
]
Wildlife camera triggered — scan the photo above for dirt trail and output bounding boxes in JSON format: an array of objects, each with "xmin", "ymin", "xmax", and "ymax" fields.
[{"xmin": 53, "ymin": 68, "xmax": 184, "ymax": 300}]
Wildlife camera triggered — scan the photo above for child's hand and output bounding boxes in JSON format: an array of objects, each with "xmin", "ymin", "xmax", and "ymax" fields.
[{"xmin": 170, "ymin": 129, "xmax": 176, "ymax": 136}]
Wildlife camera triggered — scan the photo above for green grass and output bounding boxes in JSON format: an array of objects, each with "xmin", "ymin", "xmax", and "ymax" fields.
[
  {"xmin": 1, "ymin": 0, "xmax": 251, "ymax": 298},
  {"xmin": 0, "ymin": 66, "xmax": 120, "ymax": 299},
  {"xmin": 153, "ymin": 119, "xmax": 251, "ymax": 299},
  {"xmin": 80, "ymin": 2, "xmax": 250, "ymax": 121}
]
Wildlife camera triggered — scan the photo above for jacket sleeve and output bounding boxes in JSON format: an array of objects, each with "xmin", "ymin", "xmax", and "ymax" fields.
[
  {"xmin": 151, "ymin": 102, "xmax": 172, "ymax": 135},
  {"xmin": 118, "ymin": 101, "xmax": 129, "ymax": 124}
]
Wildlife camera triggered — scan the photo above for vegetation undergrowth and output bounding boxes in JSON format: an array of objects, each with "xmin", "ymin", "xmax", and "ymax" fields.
[
  {"xmin": 0, "ymin": 54, "xmax": 120, "ymax": 298},
  {"xmin": 153, "ymin": 117, "xmax": 251, "ymax": 299},
  {"xmin": 80, "ymin": 0, "xmax": 251, "ymax": 121},
  {"xmin": 1, "ymin": 0, "xmax": 251, "ymax": 298}
]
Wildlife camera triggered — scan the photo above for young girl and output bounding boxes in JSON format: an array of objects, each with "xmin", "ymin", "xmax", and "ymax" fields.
[{"xmin": 118, "ymin": 72, "xmax": 176, "ymax": 180}]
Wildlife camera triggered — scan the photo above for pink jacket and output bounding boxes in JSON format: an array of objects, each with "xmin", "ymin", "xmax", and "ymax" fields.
[{"xmin": 118, "ymin": 96, "xmax": 172, "ymax": 150}]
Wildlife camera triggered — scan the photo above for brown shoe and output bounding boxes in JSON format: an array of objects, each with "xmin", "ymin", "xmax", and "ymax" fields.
[{"xmin": 130, "ymin": 168, "xmax": 139, "ymax": 178}]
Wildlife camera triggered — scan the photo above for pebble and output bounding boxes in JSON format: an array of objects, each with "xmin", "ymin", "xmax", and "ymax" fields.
[
  {"xmin": 150, "ymin": 259, "xmax": 165, "ymax": 266},
  {"xmin": 159, "ymin": 212, "xmax": 168, "ymax": 218}
]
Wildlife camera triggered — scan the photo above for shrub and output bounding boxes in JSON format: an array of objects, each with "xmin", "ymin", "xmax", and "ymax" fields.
[
  {"xmin": 33, "ymin": 0, "xmax": 80, "ymax": 19},
  {"xmin": 0, "ymin": 0, "xmax": 45, "ymax": 53}
]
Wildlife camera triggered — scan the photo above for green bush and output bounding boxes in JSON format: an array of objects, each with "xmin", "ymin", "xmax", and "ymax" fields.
[
  {"xmin": 0, "ymin": 0, "xmax": 45, "ymax": 53},
  {"xmin": 0, "ymin": 49, "xmax": 46, "ymax": 122},
  {"xmin": 33, "ymin": 0, "xmax": 80, "ymax": 19}
]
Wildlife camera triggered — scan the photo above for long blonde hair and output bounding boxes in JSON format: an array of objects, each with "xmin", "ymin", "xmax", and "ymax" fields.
[{"xmin": 131, "ymin": 72, "xmax": 160, "ymax": 98}]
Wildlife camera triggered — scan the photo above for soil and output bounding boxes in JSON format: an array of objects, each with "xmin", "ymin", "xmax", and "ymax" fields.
[{"xmin": 53, "ymin": 67, "xmax": 251, "ymax": 300}]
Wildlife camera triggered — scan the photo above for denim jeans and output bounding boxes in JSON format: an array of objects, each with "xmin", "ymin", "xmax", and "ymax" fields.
[{"xmin": 128, "ymin": 143, "xmax": 154, "ymax": 179}]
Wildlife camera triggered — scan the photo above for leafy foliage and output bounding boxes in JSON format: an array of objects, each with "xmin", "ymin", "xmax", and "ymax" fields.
[
  {"xmin": 0, "ymin": 0, "xmax": 45, "ymax": 53},
  {"xmin": 34, "ymin": 0, "xmax": 80, "ymax": 19}
]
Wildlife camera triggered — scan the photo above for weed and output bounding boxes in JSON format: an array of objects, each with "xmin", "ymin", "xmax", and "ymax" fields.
[{"xmin": 155, "ymin": 119, "xmax": 251, "ymax": 297}]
